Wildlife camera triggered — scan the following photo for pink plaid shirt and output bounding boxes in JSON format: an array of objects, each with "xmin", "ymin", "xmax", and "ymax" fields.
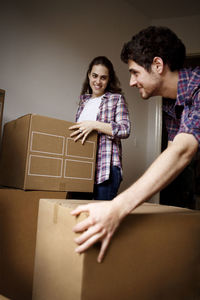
[{"xmin": 75, "ymin": 92, "xmax": 131, "ymax": 184}]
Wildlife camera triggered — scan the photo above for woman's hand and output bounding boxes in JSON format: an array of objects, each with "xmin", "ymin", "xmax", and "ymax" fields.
[
  {"xmin": 69, "ymin": 121, "xmax": 97, "ymax": 144},
  {"xmin": 71, "ymin": 201, "xmax": 122, "ymax": 263}
]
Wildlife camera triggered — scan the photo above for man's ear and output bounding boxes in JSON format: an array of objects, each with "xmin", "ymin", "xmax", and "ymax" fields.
[{"xmin": 152, "ymin": 57, "xmax": 164, "ymax": 74}]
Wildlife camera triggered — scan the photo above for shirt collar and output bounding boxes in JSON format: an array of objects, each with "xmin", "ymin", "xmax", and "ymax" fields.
[{"xmin": 82, "ymin": 92, "xmax": 110, "ymax": 101}]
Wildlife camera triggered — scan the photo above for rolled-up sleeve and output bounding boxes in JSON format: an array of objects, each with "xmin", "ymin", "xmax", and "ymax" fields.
[
  {"xmin": 110, "ymin": 95, "xmax": 131, "ymax": 139},
  {"xmin": 178, "ymin": 88, "xmax": 200, "ymax": 147}
]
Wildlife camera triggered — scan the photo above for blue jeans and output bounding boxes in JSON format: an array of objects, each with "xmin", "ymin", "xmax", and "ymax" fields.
[{"xmin": 93, "ymin": 166, "xmax": 122, "ymax": 200}]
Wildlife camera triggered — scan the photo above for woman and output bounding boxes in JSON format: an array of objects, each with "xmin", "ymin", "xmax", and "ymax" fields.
[{"xmin": 69, "ymin": 56, "xmax": 130, "ymax": 200}]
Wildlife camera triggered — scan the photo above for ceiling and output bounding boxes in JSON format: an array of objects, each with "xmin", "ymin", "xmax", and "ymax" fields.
[{"xmin": 126, "ymin": 0, "xmax": 200, "ymax": 19}]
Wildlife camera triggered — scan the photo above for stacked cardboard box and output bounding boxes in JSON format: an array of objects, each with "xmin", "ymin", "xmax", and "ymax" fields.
[
  {"xmin": 0, "ymin": 89, "xmax": 5, "ymax": 142},
  {"xmin": 0, "ymin": 295, "xmax": 10, "ymax": 300},
  {"xmin": 0, "ymin": 188, "xmax": 67, "ymax": 300},
  {"xmin": 0, "ymin": 113, "xmax": 97, "ymax": 299},
  {"xmin": 0, "ymin": 114, "xmax": 97, "ymax": 192},
  {"xmin": 32, "ymin": 199, "xmax": 200, "ymax": 300}
]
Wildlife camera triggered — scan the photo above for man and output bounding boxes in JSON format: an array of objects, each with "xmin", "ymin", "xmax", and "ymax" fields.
[{"xmin": 71, "ymin": 26, "xmax": 200, "ymax": 263}]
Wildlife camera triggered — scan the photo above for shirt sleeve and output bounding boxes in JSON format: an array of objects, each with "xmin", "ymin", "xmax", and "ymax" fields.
[
  {"xmin": 178, "ymin": 88, "xmax": 200, "ymax": 147},
  {"xmin": 110, "ymin": 95, "xmax": 131, "ymax": 139},
  {"xmin": 164, "ymin": 112, "xmax": 180, "ymax": 142}
]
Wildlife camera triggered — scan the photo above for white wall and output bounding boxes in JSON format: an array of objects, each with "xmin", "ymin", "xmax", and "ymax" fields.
[
  {"xmin": 2, "ymin": 1, "xmax": 199, "ymax": 197},
  {"xmin": 0, "ymin": 0, "xmax": 150, "ymax": 192},
  {"xmin": 152, "ymin": 15, "xmax": 200, "ymax": 54}
]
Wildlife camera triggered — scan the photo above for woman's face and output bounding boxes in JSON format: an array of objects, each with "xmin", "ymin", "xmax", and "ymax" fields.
[{"xmin": 88, "ymin": 64, "xmax": 109, "ymax": 98}]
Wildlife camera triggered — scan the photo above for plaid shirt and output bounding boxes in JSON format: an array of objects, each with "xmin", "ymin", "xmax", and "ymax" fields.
[
  {"xmin": 163, "ymin": 67, "xmax": 200, "ymax": 149},
  {"xmin": 75, "ymin": 92, "xmax": 131, "ymax": 184}
]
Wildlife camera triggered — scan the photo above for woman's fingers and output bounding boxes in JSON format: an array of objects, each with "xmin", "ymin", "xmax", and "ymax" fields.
[
  {"xmin": 69, "ymin": 128, "xmax": 89, "ymax": 143},
  {"xmin": 69, "ymin": 121, "xmax": 95, "ymax": 143},
  {"xmin": 70, "ymin": 130, "xmax": 79, "ymax": 137},
  {"xmin": 81, "ymin": 131, "xmax": 90, "ymax": 144},
  {"xmin": 69, "ymin": 123, "xmax": 81, "ymax": 130},
  {"xmin": 70, "ymin": 128, "xmax": 84, "ymax": 138}
]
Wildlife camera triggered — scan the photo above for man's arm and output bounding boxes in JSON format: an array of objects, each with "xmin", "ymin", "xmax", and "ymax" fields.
[
  {"xmin": 71, "ymin": 132, "xmax": 198, "ymax": 262},
  {"xmin": 114, "ymin": 132, "xmax": 198, "ymax": 215}
]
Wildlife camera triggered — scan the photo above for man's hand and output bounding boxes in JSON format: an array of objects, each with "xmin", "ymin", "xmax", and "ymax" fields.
[
  {"xmin": 69, "ymin": 121, "xmax": 96, "ymax": 144},
  {"xmin": 71, "ymin": 201, "xmax": 122, "ymax": 263}
]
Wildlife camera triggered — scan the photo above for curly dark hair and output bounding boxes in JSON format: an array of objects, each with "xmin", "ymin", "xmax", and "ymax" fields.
[
  {"xmin": 120, "ymin": 26, "xmax": 186, "ymax": 72},
  {"xmin": 81, "ymin": 56, "xmax": 122, "ymax": 95}
]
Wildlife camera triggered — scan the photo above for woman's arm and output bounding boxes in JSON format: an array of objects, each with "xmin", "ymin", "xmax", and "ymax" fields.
[
  {"xmin": 69, "ymin": 94, "xmax": 130, "ymax": 143},
  {"xmin": 109, "ymin": 94, "xmax": 130, "ymax": 139}
]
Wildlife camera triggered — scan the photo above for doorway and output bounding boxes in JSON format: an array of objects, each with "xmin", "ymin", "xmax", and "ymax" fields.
[{"xmin": 160, "ymin": 54, "xmax": 200, "ymax": 210}]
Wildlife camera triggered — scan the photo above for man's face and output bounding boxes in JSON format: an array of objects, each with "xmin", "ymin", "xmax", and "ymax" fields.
[{"xmin": 128, "ymin": 60, "xmax": 161, "ymax": 99}]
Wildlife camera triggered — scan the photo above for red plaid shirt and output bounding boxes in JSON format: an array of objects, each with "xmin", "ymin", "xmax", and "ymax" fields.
[
  {"xmin": 163, "ymin": 67, "xmax": 200, "ymax": 149},
  {"xmin": 75, "ymin": 92, "xmax": 131, "ymax": 184}
]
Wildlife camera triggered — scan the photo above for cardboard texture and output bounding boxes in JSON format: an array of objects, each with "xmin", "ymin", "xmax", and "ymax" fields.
[
  {"xmin": 0, "ymin": 188, "xmax": 67, "ymax": 300},
  {"xmin": 0, "ymin": 295, "xmax": 10, "ymax": 300},
  {"xmin": 0, "ymin": 89, "xmax": 5, "ymax": 142},
  {"xmin": 33, "ymin": 199, "xmax": 200, "ymax": 300},
  {"xmin": 0, "ymin": 114, "xmax": 97, "ymax": 192}
]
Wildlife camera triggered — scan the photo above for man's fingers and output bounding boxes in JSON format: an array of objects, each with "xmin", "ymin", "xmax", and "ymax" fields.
[
  {"xmin": 73, "ymin": 217, "xmax": 93, "ymax": 232},
  {"xmin": 71, "ymin": 204, "xmax": 89, "ymax": 216},
  {"xmin": 75, "ymin": 223, "xmax": 103, "ymax": 244},
  {"xmin": 75, "ymin": 230, "xmax": 105, "ymax": 254},
  {"xmin": 97, "ymin": 236, "xmax": 110, "ymax": 263}
]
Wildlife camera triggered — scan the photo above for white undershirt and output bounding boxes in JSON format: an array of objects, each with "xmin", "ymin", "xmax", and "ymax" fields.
[{"xmin": 77, "ymin": 95, "xmax": 103, "ymax": 122}]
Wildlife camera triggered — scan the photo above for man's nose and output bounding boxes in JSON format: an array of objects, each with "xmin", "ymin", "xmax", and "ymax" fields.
[{"xmin": 129, "ymin": 76, "xmax": 137, "ymax": 87}]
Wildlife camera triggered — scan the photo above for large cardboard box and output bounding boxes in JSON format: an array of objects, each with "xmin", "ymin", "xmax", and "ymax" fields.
[
  {"xmin": 0, "ymin": 296, "xmax": 10, "ymax": 300},
  {"xmin": 33, "ymin": 199, "xmax": 200, "ymax": 300},
  {"xmin": 0, "ymin": 188, "xmax": 67, "ymax": 300},
  {"xmin": 0, "ymin": 89, "xmax": 5, "ymax": 142},
  {"xmin": 0, "ymin": 114, "xmax": 97, "ymax": 192}
]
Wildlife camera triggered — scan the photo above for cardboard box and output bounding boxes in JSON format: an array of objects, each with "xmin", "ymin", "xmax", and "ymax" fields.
[
  {"xmin": 33, "ymin": 199, "xmax": 200, "ymax": 300},
  {"xmin": 0, "ymin": 89, "xmax": 5, "ymax": 142},
  {"xmin": 0, "ymin": 295, "xmax": 10, "ymax": 300},
  {"xmin": 0, "ymin": 188, "xmax": 67, "ymax": 300},
  {"xmin": 0, "ymin": 114, "xmax": 97, "ymax": 192}
]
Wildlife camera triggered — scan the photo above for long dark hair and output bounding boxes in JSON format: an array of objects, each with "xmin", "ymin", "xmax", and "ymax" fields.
[{"xmin": 81, "ymin": 56, "xmax": 122, "ymax": 95}]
